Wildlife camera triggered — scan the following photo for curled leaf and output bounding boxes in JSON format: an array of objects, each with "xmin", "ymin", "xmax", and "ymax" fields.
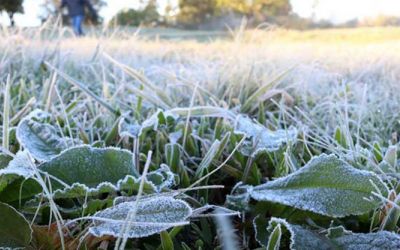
[{"xmin": 16, "ymin": 111, "xmax": 80, "ymax": 161}]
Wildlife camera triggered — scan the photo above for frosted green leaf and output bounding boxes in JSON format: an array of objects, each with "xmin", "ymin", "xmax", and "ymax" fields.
[
  {"xmin": 52, "ymin": 175, "xmax": 157, "ymax": 200},
  {"xmin": 117, "ymin": 175, "xmax": 157, "ymax": 195},
  {"xmin": 251, "ymin": 154, "xmax": 388, "ymax": 217},
  {"xmin": 39, "ymin": 145, "xmax": 138, "ymax": 189},
  {"xmin": 89, "ymin": 197, "xmax": 192, "ymax": 238},
  {"xmin": 0, "ymin": 202, "xmax": 32, "ymax": 248},
  {"xmin": 52, "ymin": 182, "xmax": 117, "ymax": 200},
  {"xmin": 234, "ymin": 115, "xmax": 297, "ymax": 157},
  {"xmin": 332, "ymin": 231, "xmax": 400, "ymax": 249},
  {"xmin": 50, "ymin": 165, "xmax": 172, "ymax": 200},
  {"xmin": 16, "ymin": 116, "xmax": 80, "ymax": 161}
]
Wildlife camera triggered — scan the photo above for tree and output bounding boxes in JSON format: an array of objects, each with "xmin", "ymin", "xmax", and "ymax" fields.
[
  {"xmin": 177, "ymin": 0, "xmax": 217, "ymax": 28},
  {"xmin": 177, "ymin": 0, "xmax": 292, "ymax": 28},
  {"xmin": 217, "ymin": 0, "xmax": 292, "ymax": 22},
  {"xmin": 40, "ymin": 0, "xmax": 106, "ymax": 24},
  {"xmin": 0, "ymin": 0, "xmax": 24, "ymax": 27},
  {"xmin": 110, "ymin": 0, "xmax": 160, "ymax": 27}
]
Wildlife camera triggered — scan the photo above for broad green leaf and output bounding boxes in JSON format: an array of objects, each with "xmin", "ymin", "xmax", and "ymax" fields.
[
  {"xmin": 40, "ymin": 146, "xmax": 138, "ymax": 188},
  {"xmin": 89, "ymin": 197, "xmax": 192, "ymax": 238},
  {"xmin": 235, "ymin": 115, "xmax": 297, "ymax": 157},
  {"xmin": 0, "ymin": 202, "xmax": 32, "ymax": 248},
  {"xmin": 51, "ymin": 165, "xmax": 174, "ymax": 200},
  {"xmin": 16, "ymin": 116, "xmax": 80, "ymax": 161},
  {"xmin": 0, "ymin": 178, "xmax": 42, "ymax": 204},
  {"xmin": 250, "ymin": 154, "xmax": 388, "ymax": 217},
  {"xmin": 118, "ymin": 175, "xmax": 157, "ymax": 196},
  {"xmin": 52, "ymin": 182, "xmax": 117, "ymax": 200}
]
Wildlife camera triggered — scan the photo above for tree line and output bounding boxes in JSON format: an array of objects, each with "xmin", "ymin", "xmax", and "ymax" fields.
[
  {"xmin": 111, "ymin": 0, "xmax": 292, "ymax": 28},
  {"xmin": 0, "ymin": 0, "xmax": 292, "ymax": 28},
  {"xmin": 2, "ymin": 0, "xmax": 400, "ymax": 29}
]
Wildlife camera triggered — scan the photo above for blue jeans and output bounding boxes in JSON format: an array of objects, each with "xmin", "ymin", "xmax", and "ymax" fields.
[{"xmin": 71, "ymin": 15, "xmax": 84, "ymax": 36}]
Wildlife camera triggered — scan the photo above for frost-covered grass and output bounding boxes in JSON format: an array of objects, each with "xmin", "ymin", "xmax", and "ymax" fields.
[{"xmin": 1, "ymin": 25, "xmax": 400, "ymax": 249}]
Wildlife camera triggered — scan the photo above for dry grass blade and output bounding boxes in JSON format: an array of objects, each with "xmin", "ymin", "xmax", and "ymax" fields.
[
  {"xmin": 44, "ymin": 62, "xmax": 118, "ymax": 115},
  {"xmin": 241, "ymin": 66, "xmax": 295, "ymax": 113},
  {"xmin": 169, "ymin": 106, "xmax": 236, "ymax": 120},
  {"xmin": 2, "ymin": 75, "xmax": 11, "ymax": 150},
  {"xmin": 103, "ymin": 53, "xmax": 173, "ymax": 108}
]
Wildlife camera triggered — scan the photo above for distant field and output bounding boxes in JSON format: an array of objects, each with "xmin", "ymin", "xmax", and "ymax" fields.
[
  {"xmin": 112, "ymin": 26, "xmax": 400, "ymax": 43},
  {"xmin": 1, "ymin": 25, "xmax": 400, "ymax": 249},
  {"xmin": 16, "ymin": 25, "xmax": 400, "ymax": 42}
]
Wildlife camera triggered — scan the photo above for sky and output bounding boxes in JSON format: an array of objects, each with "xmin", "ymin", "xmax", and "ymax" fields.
[{"xmin": 1, "ymin": 0, "xmax": 400, "ymax": 27}]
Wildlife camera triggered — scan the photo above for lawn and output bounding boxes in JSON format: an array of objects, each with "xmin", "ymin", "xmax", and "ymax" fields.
[{"xmin": 1, "ymin": 25, "xmax": 400, "ymax": 249}]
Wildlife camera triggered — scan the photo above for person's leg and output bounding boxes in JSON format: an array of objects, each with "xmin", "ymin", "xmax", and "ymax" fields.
[
  {"xmin": 71, "ymin": 15, "xmax": 84, "ymax": 36},
  {"xmin": 71, "ymin": 16, "xmax": 80, "ymax": 36},
  {"xmin": 76, "ymin": 15, "xmax": 85, "ymax": 36}
]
